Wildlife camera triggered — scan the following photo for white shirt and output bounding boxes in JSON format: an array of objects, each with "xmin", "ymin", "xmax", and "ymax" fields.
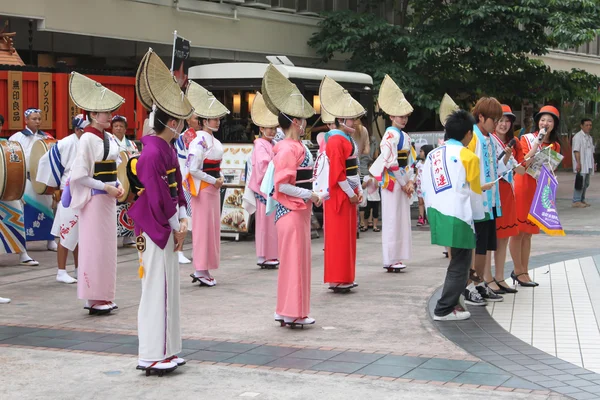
[
  {"xmin": 36, "ymin": 133, "xmax": 80, "ymax": 189},
  {"xmin": 572, "ymin": 130, "xmax": 595, "ymax": 174},
  {"xmin": 9, "ymin": 128, "xmax": 52, "ymax": 172},
  {"xmin": 363, "ymin": 175, "xmax": 381, "ymax": 201},
  {"xmin": 113, "ymin": 135, "xmax": 139, "ymax": 154}
]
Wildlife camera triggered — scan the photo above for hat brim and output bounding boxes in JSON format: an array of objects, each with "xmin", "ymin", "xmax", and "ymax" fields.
[
  {"xmin": 319, "ymin": 76, "xmax": 365, "ymax": 119},
  {"xmin": 136, "ymin": 49, "xmax": 194, "ymax": 120},
  {"xmin": 262, "ymin": 64, "xmax": 314, "ymax": 119},
  {"xmin": 377, "ymin": 74, "xmax": 413, "ymax": 117},
  {"xmin": 69, "ymin": 72, "xmax": 125, "ymax": 113},
  {"xmin": 186, "ymin": 81, "xmax": 230, "ymax": 119},
  {"xmin": 251, "ymin": 92, "xmax": 279, "ymax": 128}
]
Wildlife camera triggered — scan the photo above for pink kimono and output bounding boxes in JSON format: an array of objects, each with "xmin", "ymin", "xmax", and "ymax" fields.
[
  {"xmin": 249, "ymin": 138, "xmax": 278, "ymax": 261},
  {"xmin": 272, "ymin": 139, "xmax": 313, "ymax": 319}
]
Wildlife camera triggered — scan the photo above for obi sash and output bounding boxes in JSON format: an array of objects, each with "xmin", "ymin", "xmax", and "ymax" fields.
[
  {"xmin": 203, "ymin": 159, "xmax": 221, "ymax": 179},
  {"xmin": 127, "ymin": 156, "xmax": 144, "ymax": 198},
  {"xmin": 93, "ymin": 161, "xmax": 117, "ymax": 183},
  {"xmin": 295, "ymin": 168, "xmax": 313, "ymax": 190},
  {"xmin": 346, "ymin": 157, "xmax": 358, "ymax": 176},
  {"xmin": 397, "ymin": 150, "xmax": 409, "ymax": 168}
]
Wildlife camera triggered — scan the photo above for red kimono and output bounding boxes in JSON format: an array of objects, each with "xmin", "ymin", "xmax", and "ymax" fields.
[{"xmin": 324, "ymin": 134, "xmax": 357, "ymax": 284}]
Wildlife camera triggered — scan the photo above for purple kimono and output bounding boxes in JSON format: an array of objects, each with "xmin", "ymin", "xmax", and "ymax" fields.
[{"xmin": 128, "ymin": 135, "xmax": 187, "ymax": 249}]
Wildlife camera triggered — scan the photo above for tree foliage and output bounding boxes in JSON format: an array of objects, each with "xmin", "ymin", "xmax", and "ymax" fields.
[{"xmin": 308, "ymin": 0, "xmax": 600, "ymax": 112}]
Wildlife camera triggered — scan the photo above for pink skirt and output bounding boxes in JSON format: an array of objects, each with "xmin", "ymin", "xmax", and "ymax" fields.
[
  {"xmin": 77, "ymin": 194, "xmax": 117, "ymax": 301},
  {"xmin": 191, "ymin": 185, "xmax": 220, "ymax": 270},
  {"xmin": 276, "ymin": 206, "xmax": 312, "ymax": 318},
  {"xmin": 255, "ymin": 200, "xmax": 278, "ymax": 260}
]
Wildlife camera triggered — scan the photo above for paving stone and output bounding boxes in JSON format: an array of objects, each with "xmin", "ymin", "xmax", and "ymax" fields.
[
  {"xmin": 286, "ymin": 349, "xmax": 342, "ymax": 361},
  {"xmin": 310, "ymin": 361, "xmax": 365, "ymax": 374},
  {"xmin": 550, "ymin": 386, "xmax": 585, "ymax": 395},
  {"xmin": 355, "ymin": 364, "xmax": 414, "ymax": 378},
  {"xmin": 465, "ymin": 363, "xmax": 508, "ymax": 375},
  {"xmin": 451, "ymin": 372, "xmax": 510, "ymax": 386},
  {"xmin": 372, "ymin": 355, "xmax": 429, "ymax": 368},
  {"xmin": 501, "ymin": 377, "xmax": 544, "ymax": 390},
  {"xmin": 0, "ymin": 326, "xmax": 42, "ymax": 335},
  {"xmin": 205, "ymin": 342, "xmax": 260, "ymax": 353},
  {"xmin": 222, "ymin": 353, "xmax": 279, "ymax": 366},
  {"xmin": 68, "ymin": 341, "xmax": 121, "ymax": 352},
  {"xmin": 246, "ymin": 346, "xmax": 299, "ymax": 358},
  {"xmin": 94, "ymin": 334, "xmax": 138, "ymax": 345},
  {"xmin": 186, "ymin": 350, "xmax": 237, "ymax": 362},
  {"xmin": 22, "ymin": 329, "xmax": 73, "ymax": 339},
  {"xmin": 58, "ymin": 332, "xmax": 113, "ymax": 341},
  {"xmin": 419, "ymin": 358, "xmax": 475, "ymax": 372},
  {"xmin": 329, "ymin": 351, "xmax": 385, "ymax": 364},
  {"xmin": 104, "ymin": 344, "xmax": 139, "ymax": 355},
  {"xmin": 265, "ymin": 357, "xmax": 323, "ymax": 370},
  {"xmin": 401, "ymin": 368, "xmax": 461, "ymax": 382},
  {"xmin": 0, "ymin": 335, "xmax": 53, "ymax": 346},
  {"xmin": 181, "ymin": 339, "xmax": 223, "ymax": 350}
]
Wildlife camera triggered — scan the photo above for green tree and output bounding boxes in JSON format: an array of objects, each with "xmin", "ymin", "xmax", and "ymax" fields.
[{"xmin": 309, "ymin": 0, "xmax": 600, "ymax": 114}]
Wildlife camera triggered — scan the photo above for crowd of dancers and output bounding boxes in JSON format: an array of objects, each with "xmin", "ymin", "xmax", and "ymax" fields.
[{"xmin": 0, "ymin": 49, "xmax": 562, "ymax": 375}]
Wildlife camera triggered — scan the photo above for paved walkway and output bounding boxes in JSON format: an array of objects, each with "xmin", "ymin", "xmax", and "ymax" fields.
[
  {"xmin": 487, "ymin": 256, "xmax": 600, "ymax": 373},
  {"xmin": 0, "ymin": 171, "xmax": 599, "ymax": 399}
]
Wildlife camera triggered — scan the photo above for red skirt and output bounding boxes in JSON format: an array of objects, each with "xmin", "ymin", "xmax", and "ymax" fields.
[
  {"xmin": 514, "ymin": 173, "xmax": 539, "ymax": 235},
  {"xmin": 495, "ymin": 180, "xmax": 518, "ymax": 238}
]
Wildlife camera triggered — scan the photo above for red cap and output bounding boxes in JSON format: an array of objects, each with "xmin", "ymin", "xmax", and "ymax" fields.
[
  {"xmin": 501, "ymin": 104, "xmax": 516, "ymax": 121},
  {"xmin": 537, "ymin": 105, "xmax": 560, "ymax": 119}
]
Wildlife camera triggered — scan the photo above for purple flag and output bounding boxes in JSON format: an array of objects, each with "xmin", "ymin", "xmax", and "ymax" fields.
[{"xmin": 528, "ymin": 165, "xmax": 565, "ymax": 236}]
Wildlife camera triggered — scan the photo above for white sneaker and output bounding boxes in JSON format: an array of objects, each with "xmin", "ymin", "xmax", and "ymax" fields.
[
  {"xmin": 283, "ymin": 316, "xmax": 315, "ymax": 325},
  {"xmin": 0, "ymin": 297, "xmax": 11, "ymax": 304},
  {"xmin": 178, "ymin": 252, "xmax": 191, "ymax": 264},
  {"xmin": 56, "ymin": 271, "xmax": 77, "ymax": 284},
  {"xmin": 433, "ymin": 310, "xmax": 471, "ymax": 321},
  {"xmin": 47, "ymin": 240, "xmax": 58, "ymax": 252}
]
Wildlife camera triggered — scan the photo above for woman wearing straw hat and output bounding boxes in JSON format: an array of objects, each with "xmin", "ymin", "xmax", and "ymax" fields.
[
  {"xmin": 36, "ymin": 114, "xmax": 89, "ymax": 284},
  {"xmin": 510, "ymin": 105, "xmax": 562, "ymax": 287},
  {"xmin": 248, "ymin": 92, "xmax": 280, "ymax": 269},
  {"xmin": 261, "ymin": 64, "xmax": 321, "ymax": 327},
  {"xmin": 320, "ymin": 76, "xmax": 365, "ymax": 292},
  {"xmin": 128, "ymin": 49, "xmax": 193, "ymax": 376},
  {"xmin": 370, "ymin": 75, "xmax": 416, "ymax": 273},
  {"xmin": 67, "ymin": 72, "xmax": 125, "ymax": 315},
  {"xmin": 186, "ymin": 82, "xmax": 229, "ymax": 287},
  {"xmin": 486, "ymin": 105, "xmax": 524, "ymax": 294},
  {"xmin": 174, "ymin": 113, "xmax": 201, "ymax": 265}
]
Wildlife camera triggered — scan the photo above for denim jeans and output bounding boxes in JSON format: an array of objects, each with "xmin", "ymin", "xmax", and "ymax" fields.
[
  {"xmin": 573, "ymin": 173, "xmax": 591, "ymax": 203},
  {"xmin": 434, "ymin": 248, "xmax": 473, "ymax": 317}
]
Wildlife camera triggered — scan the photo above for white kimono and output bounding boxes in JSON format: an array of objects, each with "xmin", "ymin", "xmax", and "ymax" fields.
[
  {"xmin": 9, "ymin": 128, "xmax": 55, "ymax": 241},
  {"xmin": 36, "ymin": 133, "xmax": 80, "ymax": 251},
  {"xmin": 370, "ymin": 127, "xmax": 415, "ymax": 266}
]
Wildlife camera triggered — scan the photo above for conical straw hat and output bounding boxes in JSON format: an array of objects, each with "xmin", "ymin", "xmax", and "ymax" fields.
[
  {"xmin": 262, "ymin": 64, "xmax": 314, "ymax": 119},
  {"xmin": 439, "ymin": 93, "xmax": 459, "ymax": 127},
  {"xmin": 186, "ymin": 81, "xmax": 230, "ymax": 119},
  {"xmin": 319, "ymin": 76, "xmax": 365, "ymax": 119},
  {"xmin": 136, "ymin": 49, "xmax": 193, "ymax": 119},
  {"xmin": 320, "ymin": 108, "xmax": 335, "ymax": 124},
  {"xmin": 251, "ymin": 92, "xmax": 278, "ymax": 128},
  {"xmin": 69, "ymin": 72, "xmax": 125, "ymax": 112},
  {"xmin": 377, "ymin": 74, "xmax": 413, "ymax": 117}
]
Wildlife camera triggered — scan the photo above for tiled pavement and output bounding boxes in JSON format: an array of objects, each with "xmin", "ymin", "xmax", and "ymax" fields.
[
  {"xmin": 0, "ymin": 324, "xmax": 552, "ymax": 395},
  {"xmin": 487, "ymin": 256, "xmax": 600, "ymax": 373},
  {"xmin": 429, "ymin": 249, "xmax": 600, "ymax": 400}
]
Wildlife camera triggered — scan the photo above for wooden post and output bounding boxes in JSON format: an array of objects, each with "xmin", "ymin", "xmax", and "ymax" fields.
[
  {"xmin": 54, "ymin": 73, "xmax": 69, "ymax": 139},
  {"xmin": 135, "ymin": 98, "xmax": 146, "ymax": 140}
]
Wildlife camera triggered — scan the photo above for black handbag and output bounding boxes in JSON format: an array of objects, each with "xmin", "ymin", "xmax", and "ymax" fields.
[{"xmin": 575, "ymin": 173, "xmax": 583, "ymax": 190}]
